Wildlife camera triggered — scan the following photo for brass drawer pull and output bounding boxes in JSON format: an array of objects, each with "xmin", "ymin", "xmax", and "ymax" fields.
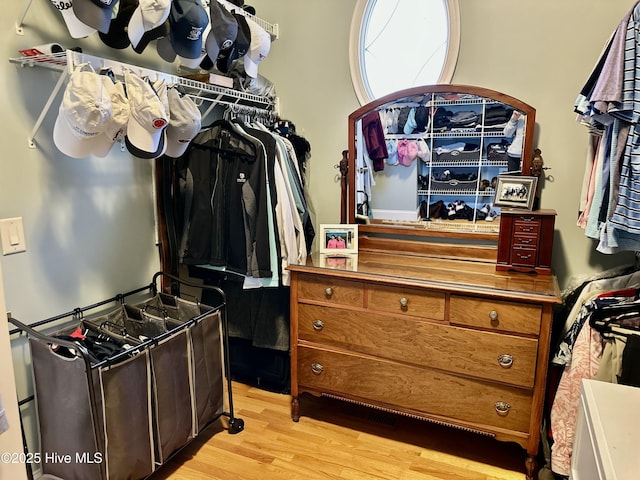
[
  {"xmin": 311, "ymin": 363, "xmax": 324, "ymax": 375},
  {"xmin": 399, "ymin": 297, "xmax": 408, "ymax": 309},
  {"xmin": 324, "ymin": 287, "xmax": 333, "ymax": 298},
  {"xmin": 517, "ymin": 253, "xmax": 532, "ymax": 259},
  {"xmin": 520, "ymin": 227, "xmax": 534, "ymax": 232},
  {"xmin": 312, "ymin": 319, "xmax": 324, "ymax": 331},
  {"xmin": 497, "ymin": 354, "xmax": 514, "ymax": 368},
  {"xmin": 489, "ymin": 310, "xmax": 499, "ymax": 325},
  {"xmin": 494, "ymin": 401, "xmax": 511, "ymax": 416}
]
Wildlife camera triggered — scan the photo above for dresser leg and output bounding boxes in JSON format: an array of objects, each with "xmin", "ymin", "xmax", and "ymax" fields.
[
  {"xmin": 291, "ymin": 396, "xmax": 300, "ymax": 422},
  {"xmin": 525, "ymin": 455, "xmax": 536, "ymax": 480}
]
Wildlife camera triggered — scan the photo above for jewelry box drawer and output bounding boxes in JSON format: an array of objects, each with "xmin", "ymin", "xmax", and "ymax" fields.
[
  {"xmin": 511, "ymin": 246, "xmax": 537, "ymax": 267},
  {"xmin": 297, "ymin": 274, "xmax": 364, "ymax": 307},
  {"xmin": 366, "ymin": 284, "xmax": 445, "ymax": 320},
  {"xmin": 449, "ymin": 295, "xmax": 541, "ymax": 335},
  {"xmin": 513, "ymin": 233, "xmax": 538, "ymax": 249},
  {"xmin": 298, "ymin": 304, "xmax": 538, "ymax": 388},
  {"xmin": 514, "ymin": 218, "xmax": 542, "ymax": 235},
  {"xmin": 297, "ymin": 346, "xmax": 533, "ymax": 433}
]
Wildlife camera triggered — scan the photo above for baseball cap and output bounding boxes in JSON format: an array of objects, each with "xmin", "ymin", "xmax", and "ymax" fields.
[
  {"xmin": 132, "ymin": 19, "xmax": 169, "ymax": 54},
  {"xmin": 127, "ymin": 0, "xmax": 171, "ymax": 50},
  {"xmin": 124, "ymin": 70, "xmax": 169, "ymax": 159},
  {"xmin": 216, "ymin": 13, "xmax": 249, "ymax": 73},
  {"xmin": 53, "ymin": 66, "xmax": 115, "ymax": 158},
  {"xmin": 72, "ymin": 0, "xmax": 120, "ymax": 35},
  {"xmin": 92, "ymin": 77, "xmax": 130, "ymax": 157},
  {"xmin": 161, "ymin": 0, "xmax": 210, "ymax": 60},
  {"xmin": 164, "ymin": 87, "xmax": 202, "ymax": 158},
  {"xmin": 204, "ymin": 0, "xmax": 237, "ymax": 65},
  {"xmin": 49, "ymin": 0, "xmax": 97, "ymax": 38},
  {"xmin": 99, "ymin": 0, "xmax": 139, "ymax": 49},
  {"xmin": 385, "ymin": 140, "xmax": 398, "ymax": 165},
  {"xmin": 243, "ymin": 17, "xmax": 270, "ymax": 78},
  {"xmin": 159, "ymin": 11, "xmax": 212, "ymax": 66}
]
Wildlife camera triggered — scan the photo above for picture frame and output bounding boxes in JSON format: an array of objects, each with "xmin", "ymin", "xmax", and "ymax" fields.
[
  {"xmin": 493, "ymin": 175, "xmax": 538, "ymax": 210},
  {"xmin": 319, "ymin": 224, "xmax": 358, "ymax": 255}
]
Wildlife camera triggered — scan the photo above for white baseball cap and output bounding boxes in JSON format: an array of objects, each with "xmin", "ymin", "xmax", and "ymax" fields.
[
  {"xmin": 92, "ymin": 80, "xmax": 131, "ymax": 157},
  {"xmin": 124, "ymin": 70, "xmax": 169, "ymax": 159},
  {"xmin": 243, "ymin": 17, "xmax": 270, "ymax": 78},
  {"xmin": 165, "ymin": 87, "xmax": 202, "ymax": 158},
  {"xmin": 53, "ymin": 66, "xmax": 114, "ymax": 158},
  {"xmin": 128, "ymin": 0, "xmax": 172, "ymax": 49},
  {"xmin": 49, "ymin": 0, "xmax": 97, "ymax": 39}
]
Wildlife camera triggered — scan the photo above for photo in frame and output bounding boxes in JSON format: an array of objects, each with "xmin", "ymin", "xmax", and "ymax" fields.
[
  {"xmin": 319, "ymin": 224, "xmax": 358, "ymax": 255},
  {"xmin": 493, "ymin": 175, "xmax": 538, "ymax": 210}
]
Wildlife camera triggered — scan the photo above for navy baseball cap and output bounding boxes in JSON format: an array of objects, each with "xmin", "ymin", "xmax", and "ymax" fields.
[
  {"xmin": 163, "ymin": 0, "xmax": 210, "ymax": 59},
  {"xmin": 216, "ymin": 13, "xmax": 250, "ymax": 74}
]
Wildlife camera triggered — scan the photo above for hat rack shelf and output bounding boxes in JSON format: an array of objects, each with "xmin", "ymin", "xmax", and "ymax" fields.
[
  {"xmin": 15, "ymin": 0, "xmax": 279, "ymax": 39},
  {"xmin": 9, "ymin": 49, "xmax": 277, "ymax": 149}
]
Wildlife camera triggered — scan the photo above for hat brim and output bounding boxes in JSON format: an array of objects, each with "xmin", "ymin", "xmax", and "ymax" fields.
[
  {"xmin": 53, "ymin": 108, "xmax": 101, "ymax": 159},
  {"xmin": 125, "ymin": 118, "xmax": 167, "ymax": 159},
  {"xmin": 72, "ymin": 0, "xmax": 114, "ymax": 34},
  {"xmin": 58, "ymin": 6, "xmax": 97, "ymax": 39}
]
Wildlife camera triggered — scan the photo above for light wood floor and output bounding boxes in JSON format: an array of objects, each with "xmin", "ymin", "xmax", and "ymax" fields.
[{"xmin": 153, "ymin": 381, "xmax": 531, "ymax": 480}]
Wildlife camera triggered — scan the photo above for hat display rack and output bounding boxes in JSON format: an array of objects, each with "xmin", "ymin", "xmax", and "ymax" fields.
[
  {"xmin": 14, "ymin": 0, "xmax": 279, "ymax": 39},
  {"xmin": 12, "ymin": 0, "xmax": 279, "ymax": 149},
  {"xmin": 10, "ymin": 49, "xmax": 277, "ymax": 149}
]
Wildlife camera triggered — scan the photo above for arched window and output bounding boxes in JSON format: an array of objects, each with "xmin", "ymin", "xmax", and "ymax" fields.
[{"xmin": 349, "ymin": 0, "xmax": 460, "ymax": 104}]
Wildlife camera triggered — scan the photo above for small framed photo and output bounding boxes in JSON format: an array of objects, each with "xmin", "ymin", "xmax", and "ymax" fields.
[
  {"xmin": 493, "ymin": 175, "xmax": 538, "ymax": 210},
  {"xmin": 319, "ymin": 224, "xmax": 358, "ymax": 254}
]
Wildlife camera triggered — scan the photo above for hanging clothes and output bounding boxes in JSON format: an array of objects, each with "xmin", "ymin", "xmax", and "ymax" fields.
[{"xmin": 574, "ymin": 2, "xmax": 640, "ymax": 251}]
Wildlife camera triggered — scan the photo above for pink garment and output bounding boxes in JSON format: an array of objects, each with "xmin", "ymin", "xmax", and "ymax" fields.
[
  {"xmin": 577, "ymin": 133, "xmax": 602, "ymax": 229},
  {"xmin": 550, "ymin": 323, "xmax": 603, "ymax": 476}
]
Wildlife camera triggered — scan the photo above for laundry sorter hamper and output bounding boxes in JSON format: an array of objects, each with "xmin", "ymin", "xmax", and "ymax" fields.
[{"xmin": 9, "ymin": 271, "xmax": 244, "ymax": 480}]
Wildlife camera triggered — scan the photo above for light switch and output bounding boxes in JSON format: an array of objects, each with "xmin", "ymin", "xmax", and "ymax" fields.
[{"xmin": 0, "ymin": 217, "xmax": 27, "ymax": 255}]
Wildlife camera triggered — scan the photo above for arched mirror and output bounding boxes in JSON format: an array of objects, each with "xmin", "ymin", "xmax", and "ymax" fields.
[{"xmin": 346, "ymin": 85, "xmax": 536, "ymax": 244}]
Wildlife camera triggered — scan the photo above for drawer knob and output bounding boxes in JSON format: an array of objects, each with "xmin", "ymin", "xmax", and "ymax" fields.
[
  {"xmin": 494, "ymin": 401, "xmax": 511, "ymax": 416},
  {"xmin": 311, "ymin": 363, "xmax": 324, "ymax": 375},
  {"xmin": 324, "ymin": 287, "xmax": 333, "ymax": 298},
  {"xmin": 312, "ymin": 319, "xmax": 325, "ymax": 331},
  {"xmin": 399, "ymin": 297, "xmax": 408, "ymax": 309},
  {"xmin": 488, "ymin": 310, "xmax": 499, "ymax": 324},
  {"xmin": 497, "ymin": 354, "xmax": 514, "ymax": 368}
]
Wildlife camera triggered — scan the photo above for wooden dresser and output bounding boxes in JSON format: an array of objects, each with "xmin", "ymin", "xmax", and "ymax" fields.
[{"xmin": 288, "ymin": 251, "xmax": 561, "ymax": 480}]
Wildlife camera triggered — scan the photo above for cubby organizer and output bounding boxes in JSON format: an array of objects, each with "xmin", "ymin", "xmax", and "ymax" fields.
[{"xmin": 9, "ymin": 49, "xmax": 278, "ymax": 148}]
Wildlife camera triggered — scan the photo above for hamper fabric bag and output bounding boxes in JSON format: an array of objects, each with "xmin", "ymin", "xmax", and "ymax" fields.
[
  {"xmin": 30, "ymin": 337, "xmax": 105, "ymax": 480},
  {"xmin": 99, "ymin": 351, "xmax": 154, "ymax": 480}
]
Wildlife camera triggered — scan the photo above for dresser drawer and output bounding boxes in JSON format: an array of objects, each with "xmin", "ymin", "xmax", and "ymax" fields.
[
  {"xmin": 297, "ymin": 274, "xmax": 364, "ymax": 307},
  {"xmin": 298, "ymin": 346, "xmax": 533, "ymax": 433},
  {"xmin": 449, "ymin": 295, "xmax": 541, "ymax": 335},
  {"xmin": 366, "ymin": 284, "xmax": 445, "ymax": 319},
  {"xmin": 298, "ymin": 304, "xmax": 538, "ymax": 387}
]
